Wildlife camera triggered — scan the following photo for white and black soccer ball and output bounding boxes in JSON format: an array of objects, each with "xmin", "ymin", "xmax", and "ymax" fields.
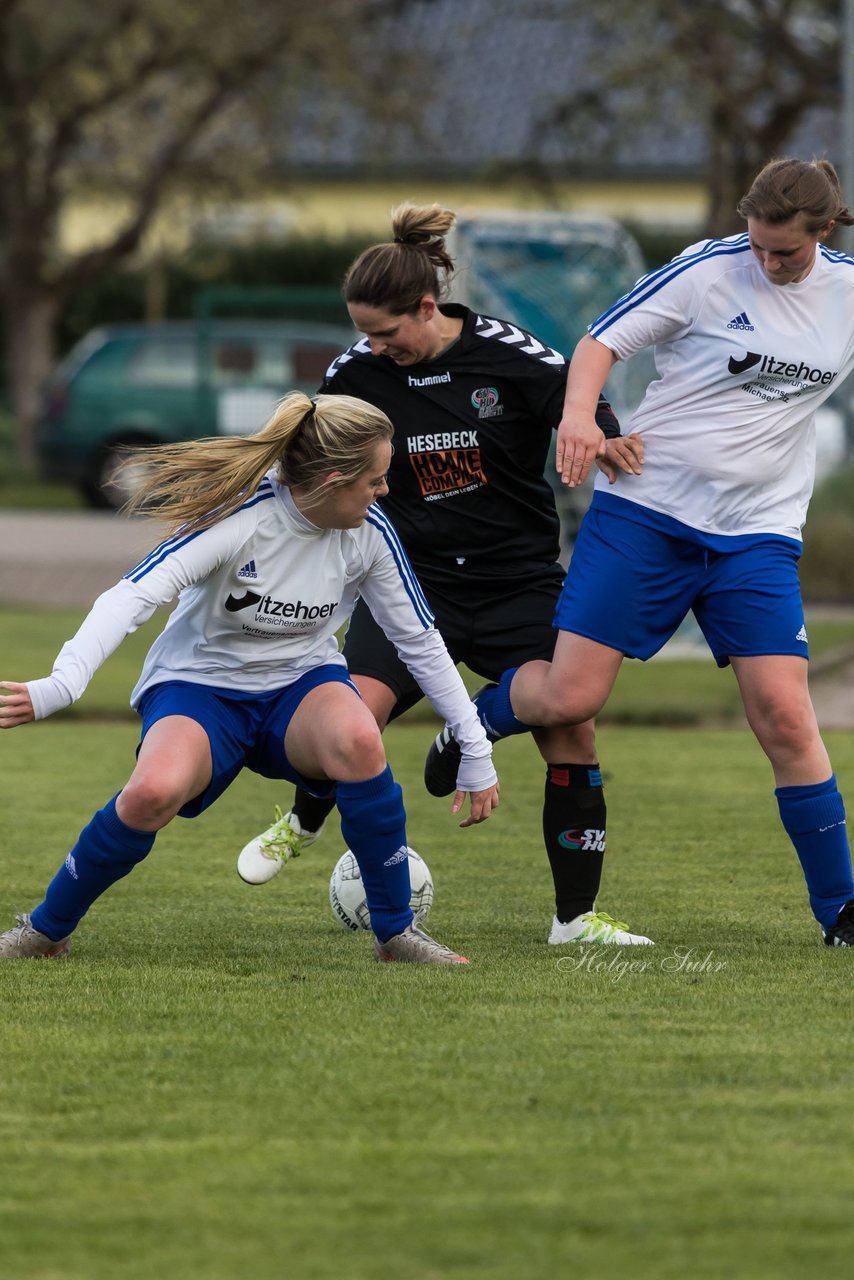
[{"xmin": 328, "ymin": 847, "xmax": 434, "ymax": 932}]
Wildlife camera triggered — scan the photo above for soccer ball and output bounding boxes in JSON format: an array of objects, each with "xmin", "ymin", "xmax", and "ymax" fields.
[{"xmin": 329, "ymin": 847, "xmax": 434, "ymax": 932}]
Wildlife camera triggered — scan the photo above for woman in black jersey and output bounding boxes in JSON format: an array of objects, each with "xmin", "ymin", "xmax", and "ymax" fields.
[{"xmin": 237, "ymin": 203, "xmax": 652, "ymax": 947}]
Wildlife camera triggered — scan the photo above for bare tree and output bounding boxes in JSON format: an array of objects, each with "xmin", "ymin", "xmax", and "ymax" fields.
[
  {"xmin": 0, "ymin": 0, "xmax": 423, "ymax": 468},
  {"xmin": 533, "ymin": 0, "xmax": 840, "ymax": 237}
]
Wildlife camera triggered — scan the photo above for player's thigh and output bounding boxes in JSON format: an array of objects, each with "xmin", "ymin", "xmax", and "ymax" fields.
[
  {"xmin": 554, "ymin": 505, "xmax": 700, "ymax": 659},
  {"xmin": 134, "ymin": 713, "xmax": 212, "ymax": 786},
  {"xmin": 284, "ymin": 679, "xmax": 386, "ymax": 781},
  {"xmin": 123, "ymin": 714, "xmax": 213, "ymax": 821},
  {"xmin": 693, "ymin": 538, "xmax": 808, "ymax": 666},
  {"xmin": 545, "ymin": 629, "xmax": 625, "ymax": 722},
  {"xmin": 136, "ymin": 680, "xmax": 256, "ymax": 818},
  {"xmin": 351, "ymin": 674, "xmax": 400, "ymax": 730}
]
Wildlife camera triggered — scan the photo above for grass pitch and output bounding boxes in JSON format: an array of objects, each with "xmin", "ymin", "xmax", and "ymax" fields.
[{"xmin": 2, "ymin": 606, "xmax": 854, "ymax": 1279}]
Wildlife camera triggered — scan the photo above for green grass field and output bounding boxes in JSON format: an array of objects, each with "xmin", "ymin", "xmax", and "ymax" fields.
[{"xmin": 2, "ymin": 605, "xmax": 854, "ymax": 1279}]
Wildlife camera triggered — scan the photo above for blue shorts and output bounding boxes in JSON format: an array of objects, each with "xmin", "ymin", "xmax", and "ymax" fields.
[
  {"xmin": 554, "ymin": 503, "xmax": 808, "ymax": 666},
  {"xmin": 137, "ymin": 664, "xmax": 358, "ymax": 817}
]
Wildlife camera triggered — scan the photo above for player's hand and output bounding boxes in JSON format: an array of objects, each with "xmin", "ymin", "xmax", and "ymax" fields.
[
  {"xmin": 0, "ymin": 681, "xmax": 35, "ymax": 728},
  {"xmin": 555, "ymin": 412, "xmax": 606, "ymax": 488},
  {"xmin": 452, "ymin": 782, "xmax": 500, "ymax": 827},
  {"xmin": 596, "ymin": 433, "xmax": 645, "ymax": 484}
]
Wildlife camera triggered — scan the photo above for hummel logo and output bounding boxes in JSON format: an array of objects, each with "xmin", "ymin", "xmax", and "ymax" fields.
[
  {"xmin": 237, "ymin": 559, "xmax": 258, "ymax": 580},
  {"xmin": 225, "ymin": 590, "xmax": 262, "ymax": 612},
  {"xmin": 795, "ymin": 624, "xmax": 808, "ymax": 643},
  {"xmin": 383, "ymin": 846, "xmax": 410, "ymax": 867},
  {"xmin": 726, "ymin": 311, "xmax": 755, "ymax": 331}
]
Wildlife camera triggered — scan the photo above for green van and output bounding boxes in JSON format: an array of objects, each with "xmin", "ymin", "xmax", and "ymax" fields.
[{"xmin": 36, "ymin": 318, "xmax": 354, "ymax": 508}]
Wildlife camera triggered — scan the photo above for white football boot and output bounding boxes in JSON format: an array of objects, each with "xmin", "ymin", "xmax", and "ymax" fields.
[
  {"xmin": 237, "ymin": 807, "xmax": 325, "ymax": 885},
  {"xmin": 548, "ymin": 909, "xmax": 654, "ymax": 946}
]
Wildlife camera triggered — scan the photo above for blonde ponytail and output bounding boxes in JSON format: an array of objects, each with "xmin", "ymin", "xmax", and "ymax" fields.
[{"xmin": 127, "ymin": 392, "xmax": 393, "ymax": 536}]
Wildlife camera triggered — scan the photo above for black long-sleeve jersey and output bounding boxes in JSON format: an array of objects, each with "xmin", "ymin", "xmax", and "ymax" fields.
[{"xmin": 321, "ymin": 303, "xmax": 620, "ymax": 589}]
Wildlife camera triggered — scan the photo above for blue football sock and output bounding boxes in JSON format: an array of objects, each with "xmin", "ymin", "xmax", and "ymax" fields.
[
  {"xmin": 336, "ymin": 766, "xmax": 412, "ymax": 944},
  {"xmin": 31, "ymin": 794, "xmax": 156, "ymax": 940},
  {"xmin": 776, "ymin": 774, "xmax": 853, "ymax": 929},
  {"xmin": 474, "ymin": 668, "xmax": 532, "ymax": 741}
]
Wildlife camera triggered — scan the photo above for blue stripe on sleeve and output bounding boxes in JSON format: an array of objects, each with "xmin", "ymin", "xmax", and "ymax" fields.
[
  {"xmin": 590, "ymin": 236, "xmax": 752, "ymax": 337},
  {"xmin": 365, "ymin": 506, "xmax": 435, "ymax": 628},
  {"xmin": 124, "ymin": 482, "xmax": 276, "ymax": 583},
  {"xmin": 124, "ymin": 527, "xmax": 207, "ymax": 581},
  {"xmin": 819, "ymin": 245, "xmax": 854, "ymax": 268}
]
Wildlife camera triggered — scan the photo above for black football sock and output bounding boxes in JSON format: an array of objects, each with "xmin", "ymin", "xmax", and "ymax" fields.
[
  {"xmin": 543, "ymin": 763, "xmax": 607, "ymax": 924},
  {"xmin": 292, "ymin": 787, "xmax": 337, "ymax": 834}
]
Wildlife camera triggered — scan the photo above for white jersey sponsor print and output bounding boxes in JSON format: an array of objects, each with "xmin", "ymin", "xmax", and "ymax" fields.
[{"xmin": 589, "ymin": 236, "xmax": 854, "ymax": 539}]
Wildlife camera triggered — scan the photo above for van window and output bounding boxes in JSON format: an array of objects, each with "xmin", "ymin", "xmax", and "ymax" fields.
[
  {"xmin": 125, "ymin": 336, "xmax": 197, "ymax": 389},
  {"xmin": 205, "ymin": 335, "xmax": 295, "ymax": 389},
  {"xmin": 293, "ymin": 344, "xmax": 342, "ymax": 384},
  {"xmin": 215, "ymin": 342, "xmax": 256, "ymax": 375}
]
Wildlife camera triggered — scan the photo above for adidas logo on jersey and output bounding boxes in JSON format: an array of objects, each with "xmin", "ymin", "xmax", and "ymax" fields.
[
  {"xmin": 795, "ymin": 624, "xmax": 808, "ymax": 643},
  {"xmin": 237, "ymin": 559, "xmax": 258, "ymax": 580},
  {"xmin": 726, "ymin": 311, "xmax": 755, "ymax": 331}
]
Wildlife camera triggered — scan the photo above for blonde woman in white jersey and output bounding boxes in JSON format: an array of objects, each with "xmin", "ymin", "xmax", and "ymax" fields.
[
  {"xmin": 0, "ymin": 393, "xmax": 498, "ymax": 964},
  {"xmin": 436, "ymin": 157, "xmax": 854, "ymax": 948}
]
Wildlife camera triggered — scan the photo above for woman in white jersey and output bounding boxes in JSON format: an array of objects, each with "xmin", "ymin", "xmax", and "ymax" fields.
[
  {"xmin": 0, "ymin": 393, "xmax": 498, "ymax": 965},
  {"xmin": 446, "ymin": 157, "xmax": 854, "ymax": 948}
]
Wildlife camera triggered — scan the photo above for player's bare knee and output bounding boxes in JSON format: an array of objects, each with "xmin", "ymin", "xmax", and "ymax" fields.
[
  {"xmin": 119, "ymin": 775, "xmax": 184, "ymax": 829},
  {"xmin": 538, "ymin": 719, "xmax": 597, "ymax": 759},
  {"xmin": 540, "ymin": 690, "xmax": 601, "ymax": 727},
  {"xmin": 330, "ymin": 723, "xmax": 387, "ymax": 781},
  {"xmin": 754, "ymin": 702, "xmax": 815, "ymax": 758}
]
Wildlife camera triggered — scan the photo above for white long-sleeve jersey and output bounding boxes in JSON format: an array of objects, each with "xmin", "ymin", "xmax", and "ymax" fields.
[
  {"xmin": 589, "ymin": 236, "xmax": 854, "ymax": 540},
  {"xmin": 26, "ymin": 473, "xmax": 496, "ymax": 792}
]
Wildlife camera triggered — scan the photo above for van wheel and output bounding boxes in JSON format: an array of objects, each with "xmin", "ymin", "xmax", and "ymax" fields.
[{"xmin": 84, "ymin": 441, "xmax": 157, "ymax": 510}]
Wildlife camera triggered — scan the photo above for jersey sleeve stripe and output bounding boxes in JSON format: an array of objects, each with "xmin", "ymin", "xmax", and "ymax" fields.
[
  {"xmin": 473, "ymin": 313, "xmax": 565, "ymax": 365},
  {"xmin": 589, "ymin": 236, "xmax": 752, "ymax": 337},
  {"xmin": 123, "ymin": 483, "xmax": 276, "ymax": 582},
  {"xmin": 324, "ymin": 337, "xmax": 371, "ymax": 381},
  {"xmin": 819, "ymin": 245, "xmax": 854, "ymax": 267},
  {"xmin": 365, "ymin": 506, "xmax": 435, "ymax": 628},
  {"xmin": 124, "ymin": 527, "xmax": 207, "ymax": 581}
]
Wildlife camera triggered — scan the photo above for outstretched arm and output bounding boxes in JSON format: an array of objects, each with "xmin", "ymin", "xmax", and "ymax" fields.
[
  {"xmin": 21, "ymin": 579, "xmax": 162, "ymax": 720},
  {"xmin": 14, "ymin": 515, "xmax": 246, "ymax": 722},
  {"xmin": 0, "ymin": 682, "xmax": 34, "ymax": 728},
  {"xmin": 0, "ymin": 579, "xmax": 162, "ymax": 725}
]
